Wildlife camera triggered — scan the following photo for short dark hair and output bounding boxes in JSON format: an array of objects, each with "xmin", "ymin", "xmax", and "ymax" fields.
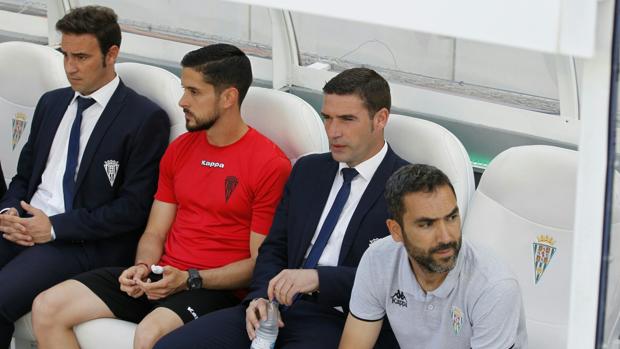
[
  {"xmin": 322, "ymin": 68, "xmax": 391, "ymax": 116},
  {"xmin": 56, "ymin": 6, "xmax": 121, "ymax": 56},
  {"xmin": 385, "ymin": 164, "xmax": 456, "ymax": 225},
  {"xmin": 181, "ymin": 44, "xmax": 252, "ymax": 106}
]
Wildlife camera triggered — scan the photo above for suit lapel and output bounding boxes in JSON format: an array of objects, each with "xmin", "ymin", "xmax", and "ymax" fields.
[
  {"xmin": 292, "ymin": 159, "xmax": 339, "ymax": 268},
  {"xmin": 30, "ymin": 90, "xmax": 74, "ymax": 188},
  {"xmin": 337, "ymin": 147, "xmax": 397, "ymax": 264},
  {"xmin": 74, "ymin": 82, "xmax": 128, "ymax": 194}
]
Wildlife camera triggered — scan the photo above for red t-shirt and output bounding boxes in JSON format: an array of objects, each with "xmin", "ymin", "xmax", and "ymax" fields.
[{"xmin": 155, "ymin": 127, "xmax": 291, "ymax": 271}]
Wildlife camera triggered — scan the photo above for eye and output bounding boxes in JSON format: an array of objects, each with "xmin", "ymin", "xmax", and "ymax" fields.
[
  {"xmin": 417, "ymin": 221, "xmax": 432, "ymax": 229},
  {"xmin": 447, "ymin": 213, "xmax": 459, "ymax": 221}
]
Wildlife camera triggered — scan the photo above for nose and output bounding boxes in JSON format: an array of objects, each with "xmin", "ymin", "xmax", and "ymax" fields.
[
  {"xmin": 436, "ymin": 221, "xmax": 452, "ymax": 244},
  {"xmin": 65, "ymin": 57, "xmax": 78, "ymax": 74},
  {"xmin": 178, "ymin": 92, "xmax": 189, "ymax": 108},
  {"xmin": 325, "ymin": 119, "xmax": 341, "ymax": 139}
]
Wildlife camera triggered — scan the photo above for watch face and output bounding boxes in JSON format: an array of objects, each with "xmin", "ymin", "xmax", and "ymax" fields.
[{"xmin": 188, "ymin": 269, "xmax": 202, "ymax": 290}]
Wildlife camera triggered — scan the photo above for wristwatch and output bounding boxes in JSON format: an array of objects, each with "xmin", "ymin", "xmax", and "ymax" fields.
[{"xmin": 186, "ymin": 268, "xmax": 202, "ymax": 290}]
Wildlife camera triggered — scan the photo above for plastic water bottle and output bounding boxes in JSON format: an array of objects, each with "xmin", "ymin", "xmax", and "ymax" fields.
[{"xmin": 250, "ymin": 300, "xmax": 279, "ymax": 349}]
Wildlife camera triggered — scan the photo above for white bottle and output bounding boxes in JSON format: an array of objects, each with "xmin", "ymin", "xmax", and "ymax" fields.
[{"xmin": 250, "ymin": 300, "xmax": 279, "ymax": 349}]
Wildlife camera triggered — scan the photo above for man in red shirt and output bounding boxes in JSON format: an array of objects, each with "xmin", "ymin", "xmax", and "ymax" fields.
[{"xmin": 31, "ymin": 43, "xmax": 291, "ymax": 349}]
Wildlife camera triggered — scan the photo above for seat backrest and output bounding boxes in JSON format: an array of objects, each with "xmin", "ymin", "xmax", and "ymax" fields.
[
  {"xmin": 115, "ymin": 62, "xmax": 185, "ymax": 142},
  {"xmin": 0, "ymin": 41, "xmax": 68, "ymax": 185},
  {"xmin": 463, "ymin": 145, "xmax": 620, "ymax": 349},
  {"xmin": 241, "ymin": 87, "xmax": 328, "ymax": 163},
  {"xmin": 385, "ymin": 114, "xmax": 475, "ymax": 216}
]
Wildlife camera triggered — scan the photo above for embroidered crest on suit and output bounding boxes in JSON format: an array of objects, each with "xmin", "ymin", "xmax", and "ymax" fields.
[
  {"xmin": 225, "ymin": 176, "xmax": 238, "ymax": 202},
  {"xmin": 104, "ymin": 160, "xmax": 119, "ymax": 187},
  {"xmin": 11, "ymin": 113, "xmax": 27, "ymax": 150}
]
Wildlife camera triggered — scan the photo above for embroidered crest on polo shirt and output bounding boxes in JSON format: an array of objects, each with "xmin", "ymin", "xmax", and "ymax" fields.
[
  {"xmin": 201, "ymin": 160, "xmax": 225, "ymax": 168},
  {"xmin": 451, "ymin": 306, "xmax": 463, "ymax": 335},
  {"xmin": 225, "ymin": 176, "xmax": 238, "ymax": 202},
  {"xmin": 368, "ymin": 238, "xmax": 380, "ymax": 246},
  {"xmin": 533, "ymin": 234, "xmax": 557, "ymax": 284},
  {"xmin": 391, "ymin": 289, "xmax": 407, "ymax": 307},
  {"xmin": 103, "ymin": 160, "xmax": 119, "ymax": 187},
  {"xmin": 11, "ymin": 112, "xmax": 27, "ymax": 150}
]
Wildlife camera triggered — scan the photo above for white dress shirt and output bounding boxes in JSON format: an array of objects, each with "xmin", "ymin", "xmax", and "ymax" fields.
[
  {"xmin": 304, "ymin": 141, "xmax": 388, "ymax": 267},
  {"xmin": 28, "ymin": 76, "xmax": 120, "ymax": 239}
]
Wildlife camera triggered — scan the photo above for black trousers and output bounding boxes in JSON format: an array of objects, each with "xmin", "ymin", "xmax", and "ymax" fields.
[
  {"xmin": 0, "ymin": 239, "xmax": 105, "ymax": 349},
  {"xmin": 154, "ymin": 300, "xmax": 399, "ymax": 349}
]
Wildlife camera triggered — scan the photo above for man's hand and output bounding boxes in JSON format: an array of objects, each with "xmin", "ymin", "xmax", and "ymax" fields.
[
  {"xmin": 119, "ymin": 264, "xmax": 149, "ymax": 298},
  {"xmin": 0, "ymin": 206, "xmax": 31, "ymax": 246},
  {"xmin": 267, "ymin": 269, "xmax": 319, "ymax": 306},
  {"xmin": 19, "ymin": 201, "xmax": 52, "ymax": 243},
  {"xmin": 136, "ymin": 265, "xmax": 187, "ymax": 300},
  {"xmin": 245, "ymin": 298, "xmax": 284, "ymax": 340}
]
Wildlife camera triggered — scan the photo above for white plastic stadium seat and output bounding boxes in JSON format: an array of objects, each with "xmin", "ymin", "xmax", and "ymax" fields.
[
  {"xmin": 0, "ymin": 41, "xmax": 68, "ymax": 187},
  {"xmin": 241, "ymin": 86, "xmax": 328, "ymax": 163},
  {"xmin": 385, "ymin": 114, "xmax": 475, "ymax": 217},
  {"xmin": 463, "ymin": 145, "xmax": 620, "ymax": 349},
  {"xmin": 115, "ymin": 62, "xmax": 186, "ymax": 141}
]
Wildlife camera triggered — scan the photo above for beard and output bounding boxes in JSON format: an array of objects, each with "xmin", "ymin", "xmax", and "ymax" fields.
[
  {"xmin": 404, "ymin": 234, "xmax": 462, "ymax": 274},
  {"xmin": 185, "ymin": 108, "xmax": 219, "ymax": 132}
]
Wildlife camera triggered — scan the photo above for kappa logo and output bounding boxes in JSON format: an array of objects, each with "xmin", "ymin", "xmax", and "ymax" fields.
[
  {"xmin": 11, "ymin": 113, "xmax": 27, "ymax": 150},
  {"xmin": 103, "ymin": 160, "xmax": 119, "ymax": 187},
  {"xmin": 368, "ymin": 238, "xmax": 380, "ymax": 246},
  {"xmin": 201, "ymin": 160, "xmax": 225, "ymax": 168},
  {"xmin": 225, "ymin": 176, "xmax": 239, "ymax": 202},
  {"xmin": 391, "ymin": 289, "xmax": 407, "ymax": 308},
  {"xmin": 186, "ymin": 306, "xmax": 198, "ymax": 320},
  {"xmin": 533, "ymin": 235, "xmax": 557, "ymax": 284}
]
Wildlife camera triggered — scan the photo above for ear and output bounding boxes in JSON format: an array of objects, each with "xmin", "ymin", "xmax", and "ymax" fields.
[
  {"xmin": 386, "ymin": 219, "xmax": 403, "ymax": 243},
  {"xmin": 372, "ymin": 107, "xmax": 389, "ymax": 131},
  {"xmin": 105, "ymin": 45, "xmax": 120, "ymax": 65},
  {"xmin": 219, "ymin": 87, "xmax": 239, "ymax": 109}
]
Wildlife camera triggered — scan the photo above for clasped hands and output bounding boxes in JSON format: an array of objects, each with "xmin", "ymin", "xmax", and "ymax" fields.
[
  {"xmin": 245, "ymin": 269, "xmax": 319, "ymax": 340},
  {"xmin": 0, "ymin": 201, "xmax": 52, "ymax": 246},
  {"xmin": 118, "ymin": 264, "xmax": 188, "ymax": 300}
]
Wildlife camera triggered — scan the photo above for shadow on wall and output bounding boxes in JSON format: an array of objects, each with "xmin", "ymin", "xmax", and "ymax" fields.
[{"xmin": 0, "ymin": 162, "xmax": 6, "ymax": 198}]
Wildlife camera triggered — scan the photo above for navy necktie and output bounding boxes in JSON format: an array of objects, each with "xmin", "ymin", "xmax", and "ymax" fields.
[
  {"xmin": 303, "ymin": 167, "xmax": 359, "ymax": 269},
  {"xmin": 62, "ymin": 96, "xmax": 96, "ymax": 212}
]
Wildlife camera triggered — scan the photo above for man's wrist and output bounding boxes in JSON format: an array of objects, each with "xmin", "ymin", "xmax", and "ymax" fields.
[{"xmin": 135, "ymin": 262, "xmax": 150, "ymax": 273}]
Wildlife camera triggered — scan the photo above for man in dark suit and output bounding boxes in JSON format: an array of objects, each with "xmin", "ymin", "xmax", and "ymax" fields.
[
  {"xmin": 0, "ymin": 6, "xmax": 169, "ymax": 347},
  {"xmin": 154, "ymin": 68, "xmax": 406, "ymax": 349}
]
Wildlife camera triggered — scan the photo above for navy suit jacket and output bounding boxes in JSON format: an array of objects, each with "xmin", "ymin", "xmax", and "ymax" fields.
[
  {"xmin": 0, "ymin": 81, "xmax": 170, "ymax": 266},
  {"xmin": 247, "ymin": 146, "xmax": 408, "ymax": 310}
]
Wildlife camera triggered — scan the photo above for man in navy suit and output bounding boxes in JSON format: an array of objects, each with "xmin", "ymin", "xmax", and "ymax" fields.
[
  {"xmin": 0, "ymin": 6, "xmax": 169, "ymax": 347},
  {"xmin": 154, "ymin": 68, "xmax": 406, "ymax": 349}
]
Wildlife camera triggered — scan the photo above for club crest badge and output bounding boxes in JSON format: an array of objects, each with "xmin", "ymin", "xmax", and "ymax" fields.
[
  {"xmin": 103, "ymin": 160, "xmax": 119, "ymax": 187},
  {"xmin": 225, "ymin": 176, "xmax": 238, "ymax": 202},
  {"xmin": 11, "ymin": 113, "xmax": 27, "ymax": 150},
  {"xmin": 533, "ymin": 235, "xmax": 557, "ymax": 284},
  {"xmin": 451, "ymin": 306, "xmax": 463, "ymax": 335}
]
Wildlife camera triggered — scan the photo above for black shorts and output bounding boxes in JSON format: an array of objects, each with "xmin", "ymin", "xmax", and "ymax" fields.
[{"xmin": 73, "ymin": 267, "xmax": 240, "ymax": 324}]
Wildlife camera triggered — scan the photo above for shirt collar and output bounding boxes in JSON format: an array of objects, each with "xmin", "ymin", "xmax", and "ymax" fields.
[
  {"xmin": 338, "ymin": 141, "xmax": 388, "ymax": 182},
  {"xmin": 71, "ymin": 75, "xmax": 120, "ymax": 109}
]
